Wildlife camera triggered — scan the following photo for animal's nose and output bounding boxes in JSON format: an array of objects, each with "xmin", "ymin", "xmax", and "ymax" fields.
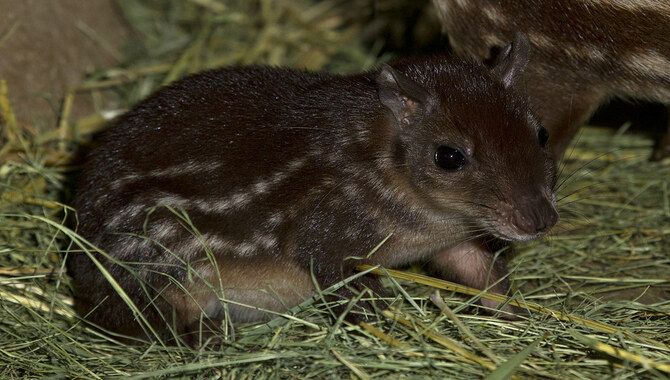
[{"xmin": 512, "ymin": 198, "xmax": 558, "ymax": 235}]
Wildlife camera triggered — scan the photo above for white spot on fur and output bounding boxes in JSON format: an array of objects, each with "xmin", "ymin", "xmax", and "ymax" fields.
[
  {"xmin": 526, "ymin": 31, "xmax": 554, "ymax": 51},
  {"xmin": 525, "ymin": 33, "xmax": 609, "ymax": 64},
  {"xmin": 559, "ymin": 42, "xmax": 608, "ymax": 63},
  {"xmin": 481, "ymin": 33, "xmax": 505, "ymax": 48},
  {"xmin": 149, "ymin": 222, "xmax": 178, "ymax": 243},
  {"xmin": 109, "ymin": 174, "xmax": 140, "ymax": 191},
  {"xmin": 110, "ymin": 160, "xmax": 223, "ymax": 191},
  {"xmin": 252, "ymin": 180, "xmax": 270, "ymax": 194},
  {"xmin": 482, "ymin": 5, "xmax": 507, "ymax": 25},
  {"xmin": 202, "ymin": 234, "xmax": 233, "ymax": 252},
  {"xmin": 106, "ymin": 204, "xmax": 144, "ymax": 229},
  {"xmin": 177, "ymin": 232, "xmax": 276, "ymax": 258},
  {"xmin": 228, "ymin": 193, "xmax": 252, "ymax": 208},
  {"xmin": 236, "ymin": 242, "xmax": 258, "ymax": 256},
  {"xmin": 267, "ymin": 211, "xmax": 284, "ymax": 227},
  {"xmin": 151, "ymin": 160, "xmax": 222, "ymax": 178},
  {"xmin": 252, "ymin": 231, "xmax": 278, "ymax": 250},
  {"xmin": 584, "ymin": 45, "xmax": 607, "ymax": 62},
  {"xmin": 115, "ymin": 235, "xmax": 154, "ymax": 261},
  {"xmin": 584, "ymin": 0, "xmax": 669, "ymax": 11},
  {"xmin": 287, "ymin": 157, "xmax": 307, "ymax": 171},
  {"xmin": 453, "ymin": 0, "xmax": 469, "ymax": 8},
  {"xmin": 624, "ymin": 49, "xmax": 670, "ymax": 77},
  {"xmin": 174, "ymin": 233, "xmax": 257, "ymax": 258}
]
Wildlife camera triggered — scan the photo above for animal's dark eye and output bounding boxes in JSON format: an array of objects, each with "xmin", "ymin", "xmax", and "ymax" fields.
[
  {"xmin": 538, "ymin": 126, "xmax": 549, "ymax": 148},
  {"xmin": 434, "ymin": 145, "xmax": 466, "ymax": 171}
]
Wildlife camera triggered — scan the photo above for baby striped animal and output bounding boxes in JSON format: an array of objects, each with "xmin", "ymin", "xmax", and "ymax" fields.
[{"xmin": 71, "ymin": 36, "xmax": 558, "ymax": 344}]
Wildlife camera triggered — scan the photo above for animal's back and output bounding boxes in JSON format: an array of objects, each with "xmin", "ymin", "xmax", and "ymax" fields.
[
  {"xmin": 75, "ymin": 67, "xmax": 373, "ymax": 238},
  {"xmin": 71, "ymin": 67, "xmax": 377, "ymax": 339}
]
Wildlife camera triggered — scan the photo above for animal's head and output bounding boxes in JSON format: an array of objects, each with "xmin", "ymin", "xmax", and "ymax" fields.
[{"xmin": 378, "ymin": 34, "xmax": 558, "ymax": 241}]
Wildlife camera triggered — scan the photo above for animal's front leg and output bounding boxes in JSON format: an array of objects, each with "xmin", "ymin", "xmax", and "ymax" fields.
[{"xmin": 430, "ymin": 239, "xmax": 527, "ymax": 319}]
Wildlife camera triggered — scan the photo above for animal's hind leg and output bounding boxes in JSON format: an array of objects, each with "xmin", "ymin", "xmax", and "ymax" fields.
[{"xmin": 165, "ymin": 257, "xmax": 316, "ymax": 347}]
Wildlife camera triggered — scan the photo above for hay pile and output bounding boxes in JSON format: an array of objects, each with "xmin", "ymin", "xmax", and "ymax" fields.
[{"xmin": 1, "ymin": 0, "xmax": 668, "ymax": 378}]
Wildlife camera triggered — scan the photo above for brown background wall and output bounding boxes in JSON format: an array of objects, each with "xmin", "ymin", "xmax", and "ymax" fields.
[{"xmin": 0, "ymin": 0, "xmax": 131, "ymax": 130}]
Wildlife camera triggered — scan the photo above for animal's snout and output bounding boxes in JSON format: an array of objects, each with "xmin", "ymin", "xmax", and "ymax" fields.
[{"xmin": 511, "ymin": 195, "xmax": 558, "ymax": 236}]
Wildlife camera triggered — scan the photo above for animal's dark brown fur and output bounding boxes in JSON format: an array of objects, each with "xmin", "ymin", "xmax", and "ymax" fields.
[
  {"xmin": 434, "ymin": 0, "xmax": 670, "ymax": 160},
  {"xmin": 71, "ymin": 39, "xmax": 558, "ymax": 344}
]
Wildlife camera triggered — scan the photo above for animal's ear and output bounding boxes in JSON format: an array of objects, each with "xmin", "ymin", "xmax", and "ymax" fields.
[
  {"xmin": 377, "ymin": 64, "xmax": 435, "ymax": 126},
  {"xmin": 491, "ymin": 32, "xmax": 530, "ymax": 88}
]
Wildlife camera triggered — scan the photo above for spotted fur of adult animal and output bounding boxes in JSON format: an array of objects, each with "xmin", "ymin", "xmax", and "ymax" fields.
[{"xmin": 433, "ymin": 0, "xmax": 670, "ymax": 161}]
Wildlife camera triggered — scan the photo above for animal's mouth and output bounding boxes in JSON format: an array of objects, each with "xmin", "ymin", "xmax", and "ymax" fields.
[{"xmin": 490, "ymin": 227, "xmax": 550, "ymax": 242}]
